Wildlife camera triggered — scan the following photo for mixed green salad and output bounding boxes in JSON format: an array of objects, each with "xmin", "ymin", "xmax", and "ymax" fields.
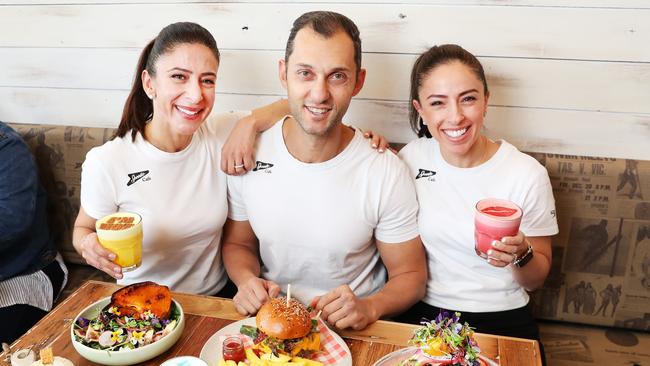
[
  {"xmin": 73, "ymin": 302, "xmax": 180, "ymax": 351},
  {"xmin": 399, "ymin": 311, "xmax": 481, "ymax": 366}
]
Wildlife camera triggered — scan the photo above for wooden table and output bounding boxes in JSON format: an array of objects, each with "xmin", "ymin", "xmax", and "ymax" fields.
[{"xmin": 1, "ymin": 281, "xmax": 541, "ymax": 365}]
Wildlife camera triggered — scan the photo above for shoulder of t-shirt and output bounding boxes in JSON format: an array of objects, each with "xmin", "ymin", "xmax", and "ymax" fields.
[
  {"xmin": 500, "ymin": 140, "xmax": 549, "ymax": 181},
  {"xmin": 204, "ymin": 110, "xmax": 252, "ymax": 143},
  {"xmin": 258, "ymin": 117, "xmax": 285, "ymax": 137},
  {"xmin": 254, "ymin": 117, "xmax": 285, "ymax": 148},
  {"xmin": 398, "ymin": 137, "xmax": 433, "ymax": 163},
  {"xmin": 82, "ymin": 138, "xmax": 132, "ymax": 183},
  {"xmin": 351, "ymin": 132, "xmax": 411, "ymax": 176},
  {"xmin": 86, "ymin": 134, "xmax": 132, "ymax": 161}
]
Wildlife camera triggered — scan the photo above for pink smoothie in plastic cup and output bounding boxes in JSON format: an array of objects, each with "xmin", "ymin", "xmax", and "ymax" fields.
[{"xmin": 474, "ymin": 198, "xmax": 523, "ymax": 259}]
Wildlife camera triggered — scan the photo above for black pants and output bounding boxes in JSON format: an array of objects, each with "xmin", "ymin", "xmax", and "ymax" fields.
[
  {"xmin": 213, "ymin": 279, "xmax": 238, "ymax": 299},
  {"xmin": 395, "ymin": 301, "xmax": 546, "ymax": 365},
  {"xmin": 0, "ymin": 260, "xmax": 65, "ymax": 344}
]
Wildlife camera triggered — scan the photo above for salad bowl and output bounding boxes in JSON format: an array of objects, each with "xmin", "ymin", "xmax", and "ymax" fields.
[
  {"xmin": 372, "ymin": 311, "xmax": 485, "ymax": 366},
  {"xmin": 70, "ymin": 296, "xmax": 185, "ymax": 365}
]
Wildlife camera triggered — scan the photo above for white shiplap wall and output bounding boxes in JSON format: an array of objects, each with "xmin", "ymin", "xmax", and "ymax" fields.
[{"xmin": 1, "ymin": 1, "xmax": 648, "ymax": 159}]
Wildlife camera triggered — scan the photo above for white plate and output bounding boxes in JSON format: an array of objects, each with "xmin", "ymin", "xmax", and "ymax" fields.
[{"xmin": 199, "ymin": 317, "xmax": 352, "ymax": 366}]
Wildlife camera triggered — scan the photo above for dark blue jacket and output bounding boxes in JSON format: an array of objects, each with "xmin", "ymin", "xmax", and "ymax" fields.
[{"xmin": 0, "ymin": 122, "xmax": 55, "ymax": 280}]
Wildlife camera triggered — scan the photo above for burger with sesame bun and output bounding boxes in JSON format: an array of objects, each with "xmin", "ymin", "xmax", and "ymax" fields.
[{"xmin": 239, "ymin": 297, "xmax": 321, "ymax": 358}]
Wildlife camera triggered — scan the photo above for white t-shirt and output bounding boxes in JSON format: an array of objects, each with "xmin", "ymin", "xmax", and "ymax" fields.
[
  {"xmin": 80, "ymin": 112, "xmax": 242, "ymax": 295},
  {"xmin": 227, "ymin": 118, "xmax": 420, "ymax": 305},
  {"xmin": 399, "ymin": 138, "xmax": 558, "ymax": 312}
]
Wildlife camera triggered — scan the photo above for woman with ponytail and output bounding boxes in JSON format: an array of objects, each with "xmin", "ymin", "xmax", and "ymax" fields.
[
  {"xmin": 396, "ymin": 45, "xmax": 558, "ymax": 351},
  {"xmin": 70, "ymin": 22, "xmax": 289, "ymax": 297}
]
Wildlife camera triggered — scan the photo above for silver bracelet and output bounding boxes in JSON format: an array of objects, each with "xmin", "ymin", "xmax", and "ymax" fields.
[{"xmin": 512, "ymin": 242, "xmax": 534, "ymax": 268}]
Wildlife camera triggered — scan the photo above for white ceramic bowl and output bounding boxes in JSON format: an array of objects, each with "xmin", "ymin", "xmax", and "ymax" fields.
[
  {"xmin": 160, "ymin": 356, "xmax": 208, "ymax": 366},
  {"xmin": 71, "ymin": 297, "xmax": 185, "ymax": 365}
]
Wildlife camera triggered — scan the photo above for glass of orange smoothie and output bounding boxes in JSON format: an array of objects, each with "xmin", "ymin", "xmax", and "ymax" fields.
[
  {"xmin": 95, "ymin": 212, "xmax": 143, "ymax": 272},
  {"xmin": 474, "ymin": 198, "xmax": 522, "ymax": 259}
]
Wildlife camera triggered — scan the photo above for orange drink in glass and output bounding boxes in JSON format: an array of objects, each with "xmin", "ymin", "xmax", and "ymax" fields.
[{"xmin": 95, "ymin": 212, "xmax": 143, "ymax": 272}]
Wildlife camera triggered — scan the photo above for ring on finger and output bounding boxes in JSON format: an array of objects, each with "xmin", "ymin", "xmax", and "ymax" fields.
[
  {"xmin": 234, "ymin": 163, "xmax": 245, "ymax": 169},
  {"xmin": 512, "ymin": 251, "xmax": 519, "ymax": 263}
]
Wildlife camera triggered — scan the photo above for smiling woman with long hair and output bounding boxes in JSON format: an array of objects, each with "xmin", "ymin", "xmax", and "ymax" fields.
[
  {"xmin": 71, "ymin": 22, "xmax": 286, "ymax": 297},
  {"xmin": 396, "ymin": 45, "xmax": 558, "ymax": 354}
]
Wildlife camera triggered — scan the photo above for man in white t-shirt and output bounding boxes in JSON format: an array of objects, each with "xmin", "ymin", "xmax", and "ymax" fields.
[{"xmin": 222, "ymin": 11, "xmax": 427, "ymax": 330}]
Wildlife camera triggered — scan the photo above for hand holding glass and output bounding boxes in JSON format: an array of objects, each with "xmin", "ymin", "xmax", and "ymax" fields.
[
  {"xmin": 95, "ymin": 212, "xmax": 143, "ymax": 272},
  {"xmin": 474, "ymin": 198, "xmax": 522, "ymax": 259}
]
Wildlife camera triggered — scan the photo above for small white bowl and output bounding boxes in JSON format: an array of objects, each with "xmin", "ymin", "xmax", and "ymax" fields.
[
  {"xmin": 71, "ymin": 297, "xmax": 185, "ymax": 366},
  {"xmin": 160, "ymin": 356, "xmax": 208, "ymax": 366}
]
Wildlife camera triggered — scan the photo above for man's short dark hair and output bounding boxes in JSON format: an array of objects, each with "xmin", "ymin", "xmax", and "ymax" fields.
[{"xmin": 285, "ymin": 11, "xmax": 362, "ymax": 73}]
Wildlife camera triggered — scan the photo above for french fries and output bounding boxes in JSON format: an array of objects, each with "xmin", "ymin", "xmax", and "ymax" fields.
[{"xmin": 218, "ymin": 351, "xmax": 324, "ymax": 366}]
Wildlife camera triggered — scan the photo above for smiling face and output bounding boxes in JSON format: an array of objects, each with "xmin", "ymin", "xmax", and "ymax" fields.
[
  {"xmin": 142, "ymin": 43, "xmax": 218, "ymax": 137},
  {"xmin": 413, "ymin": 61, "xmax": 490, "ymax": 166},
  {"xmin": 279, "ymin": 26, "xmax": 365, "ymax": 138}
]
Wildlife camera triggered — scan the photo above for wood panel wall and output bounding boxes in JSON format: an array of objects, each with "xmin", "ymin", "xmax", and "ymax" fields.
[{"xmin": 1, "ymin": 1, "xmax": 648, "ymax": 159}]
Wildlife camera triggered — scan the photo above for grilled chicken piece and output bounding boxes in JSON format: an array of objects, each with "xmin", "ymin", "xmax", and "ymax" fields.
[{"xmin": 109, "ymin": 282, "xmax": 172, "ymax": 319}]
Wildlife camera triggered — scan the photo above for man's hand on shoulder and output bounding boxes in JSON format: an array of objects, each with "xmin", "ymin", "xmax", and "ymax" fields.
[
  {"xmin": 310, "ymin": 285, "xmax": 378, "ymax": 330},
  {"xmin": 233, "ymin": 277, "xmax": 281, "ymax": 316}
]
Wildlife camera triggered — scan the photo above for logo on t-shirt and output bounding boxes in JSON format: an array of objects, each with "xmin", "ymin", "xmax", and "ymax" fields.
[
  {"xmin": 127, "ymin": 170, "xmax": 150, "ymax": 186},
  {"xmin": 415, "ymin": 169, "xmax": 436, "ymax": 180},
  {"xmin": 253, "ymin": 161, "xmax": 274, "ymax": 172}
]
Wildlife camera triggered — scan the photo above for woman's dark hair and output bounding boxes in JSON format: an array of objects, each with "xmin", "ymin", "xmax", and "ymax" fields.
[
  {"xmin": 409, "ymin": 44, "xmax": 488, "ymax": 138},
  {"xmin": 115, "ymin": 22, "xmax": 219, "ymax": 141}
]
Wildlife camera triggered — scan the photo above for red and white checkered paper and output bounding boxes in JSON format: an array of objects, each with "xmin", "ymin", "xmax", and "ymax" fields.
[
  {"xmin": 313, "ymin": 318, "xmax": 349, "ymax": 364},
  {"xmin": 220, "ymin": 318, "xmax": 349, "ymax": 365}
]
